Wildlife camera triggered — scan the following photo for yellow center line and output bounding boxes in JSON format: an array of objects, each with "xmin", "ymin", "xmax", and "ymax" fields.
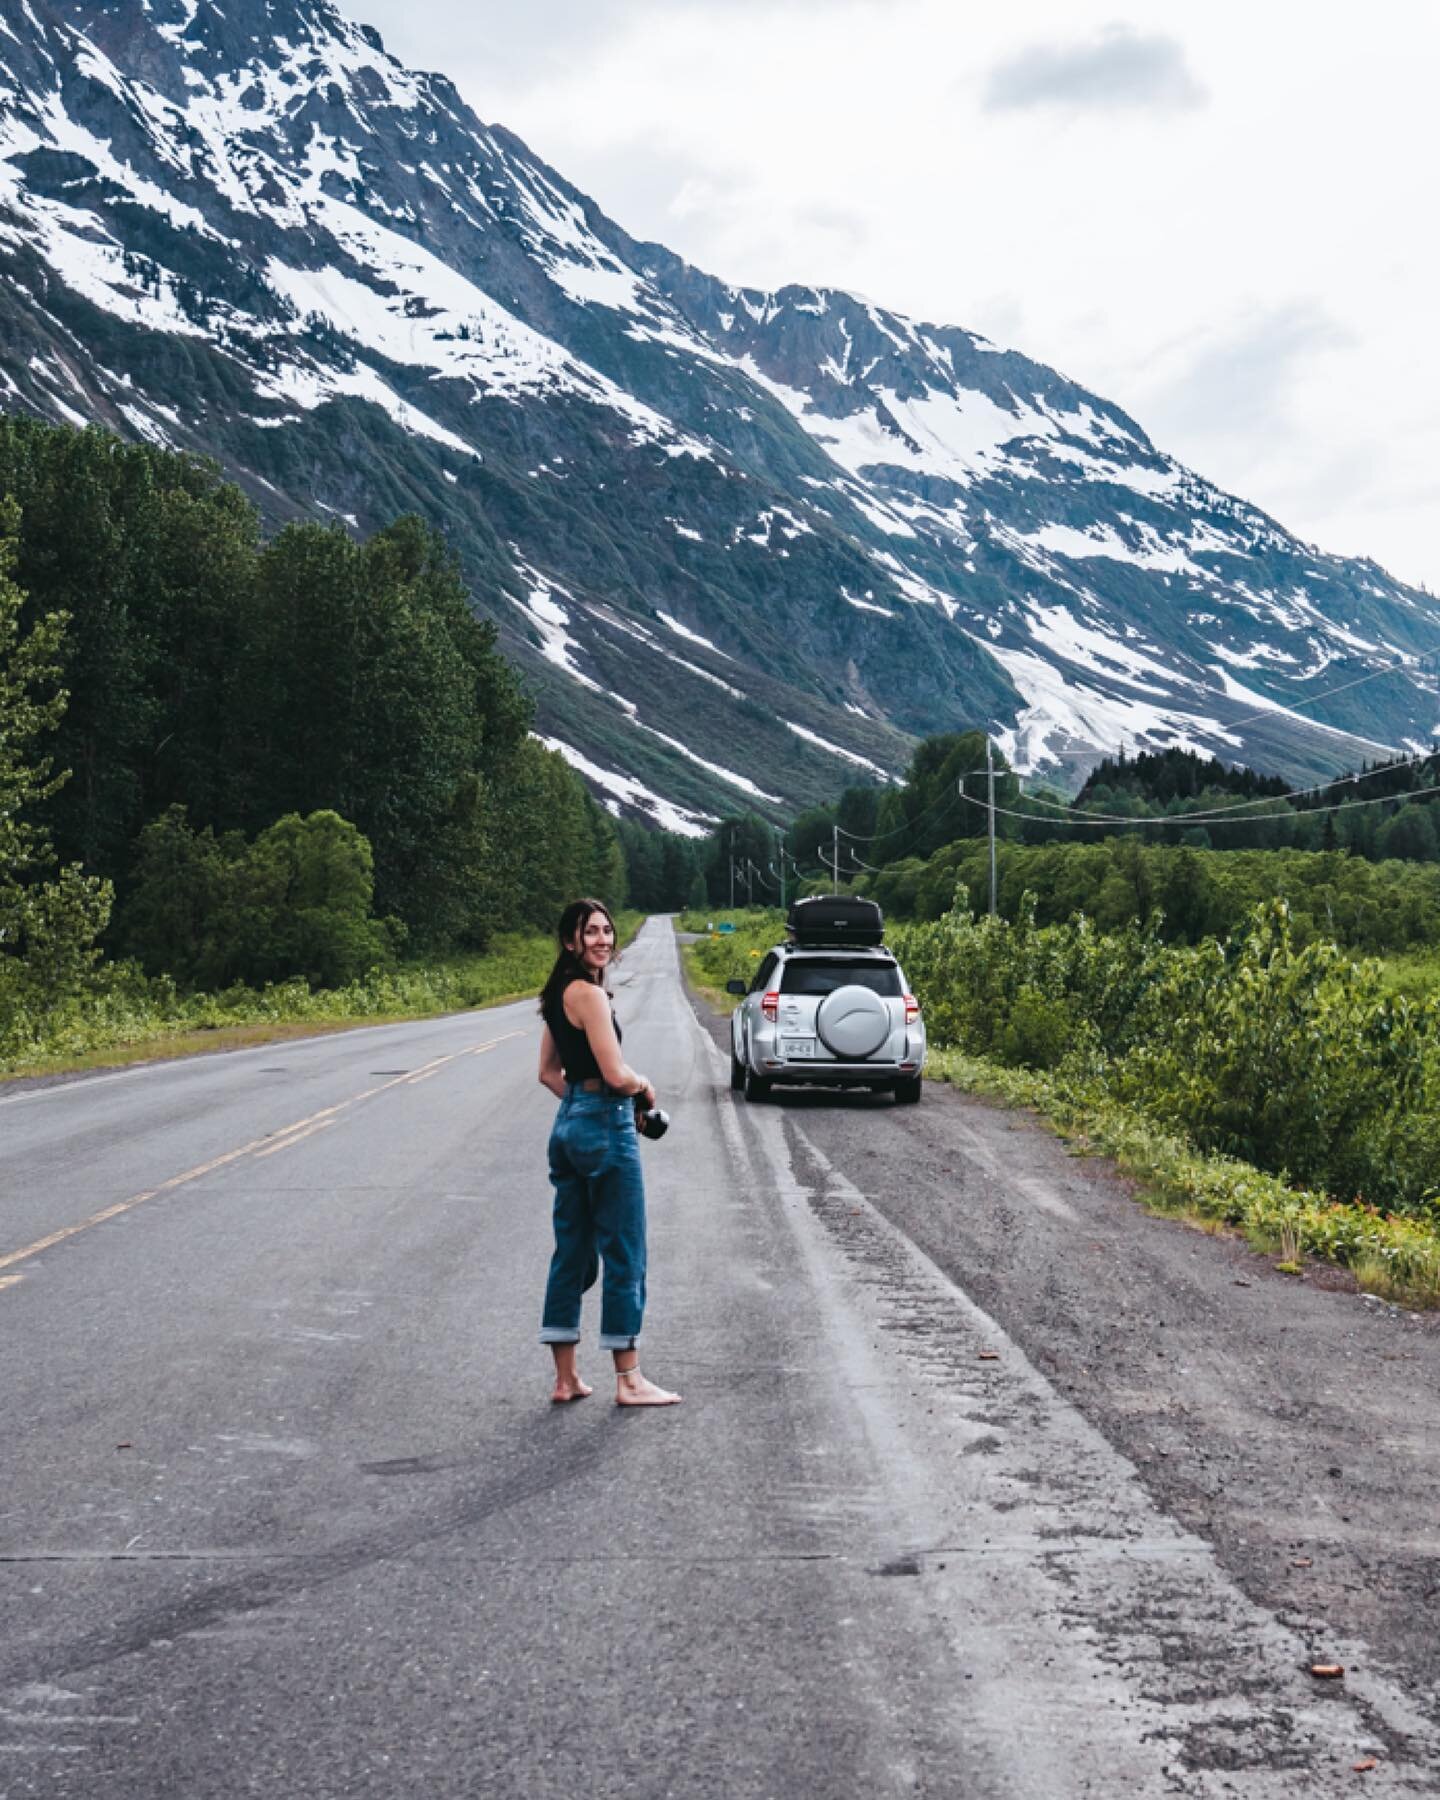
[
  {"xmin": 252, "ymin": 1117, "xmax": 338, "ymax": 1159},
  {"xmin": 400, "ymin": 1054, "xmax": 457, "ymax": 1086},
  {"xmin": 0, "ymin": 1028, "xmax": 530, "ymax": 1282}
]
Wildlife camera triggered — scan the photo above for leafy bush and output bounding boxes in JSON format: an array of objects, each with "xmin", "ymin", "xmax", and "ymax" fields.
[
  {"xmin": 994, "ymin": 986, "xmax": 1076, "ymax": 1071},
  {"xmin": 893, "ymin": 898, "xmax": 1440, "ymax": 1219},
  {"xmin": 867, "ymin": 835, "xmax": 1440, "ymax": 953},
  {"xmin": 123, "ymin": 806, "xmax": 397, "ymax": 989}
]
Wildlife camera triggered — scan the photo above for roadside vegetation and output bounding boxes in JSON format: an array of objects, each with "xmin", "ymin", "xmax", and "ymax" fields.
[
  {"xmin": 679, "ymin": 901, "xmax": 1440, "ymax": 1307},
  {"xmin": 891, "ymin": 903, "xmax": 1440, "ymax": 1305},
  {"xmin": 677, "ymin": 907, "xmax": 785, "ymax": 1009}
]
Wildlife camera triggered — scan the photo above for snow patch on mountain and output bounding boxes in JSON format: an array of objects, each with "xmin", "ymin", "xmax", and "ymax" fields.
[
  {"xmin": 655, "ymin": 612, "xmax": 733, "ymax": 659},
  {"xmin": 785, "ymin": 722, "xmax": 893, "ymax": 779},
  {"xmin": 1022, "ymin": 603, "xmax": 1182, "ymax": 695},
  {"xmin": 1208, "ymin": 666, "xmax": 1392, "ymax": 748},
  {"xmin": 983, "ymin": 639, "xmax": 1242, "ymax": 774},
  {"xmin": 1009, "ymin": 519, "xmax": 1213, "ymax": 581},
  {"xmin": 633, "ymin": 725, "xmax": 781, "ymax": 804},
  {"xmin": 511, "ymin": 569, "xmax": 603, "ymax": 693},
  {"xmin": 842, "ymin": 587, "xmax": 897, "ymax": 618},
  {"xmin": 538, "ymin": 737, "xmax": 712, "ymax": 838}
]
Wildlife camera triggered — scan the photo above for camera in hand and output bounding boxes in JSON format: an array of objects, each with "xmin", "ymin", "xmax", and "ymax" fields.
[{"xmin": 635, "ymin": 1104, "xmax": 670, "ymax": 1141}]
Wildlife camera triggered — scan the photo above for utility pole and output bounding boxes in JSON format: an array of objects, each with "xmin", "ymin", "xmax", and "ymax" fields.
[
  {"xmin": 775, "ymin": 829, "xmax": 786, "ymax": 911},
  {"xmin": 986, "ymin": 735, "xmax": 998, "ymax": 918},
  {"xmin": 728, "ymin": 829, "xmax": 735, "ymax": 910},
  {"xmin": 832, "ymin": 822, "xmax": 840, "ymax": 895}
]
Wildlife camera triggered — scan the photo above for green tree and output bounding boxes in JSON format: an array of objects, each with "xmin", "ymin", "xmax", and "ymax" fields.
[
  {"xmin": 236, "ymin": 811, "xmax": 395, "ymax": 988},
  {"xmin": 1377, "ymin": 803, "xmax": 1439, "ymax": 863},
  {"xmin": 0, "ymin": 504, "xmax": 111, "ymax": 1044},
  {"xmin": 0, "ymin": 418, "xmax": 258, "ymax": 876},
  {"xmin": 121, "ymin": 805, "xmax": 231, "ymax": 985},
  {"xmin": 123, "ymin": 806, "xmax": 395, "ymax": 989},
  {"xmin": 783, "ymin": 801, "xmax": 837, "ymax": 878},
  {"xmin": 874, "ymin": 732, "xmax": 1018, "ymax": 861},
  {"xmin": 478, "ymin": 739, "xmax": 627, "ymax": 932},
  {"xmin": 706, "ymin": 813, "xmax": 782, "ymax": 905}
]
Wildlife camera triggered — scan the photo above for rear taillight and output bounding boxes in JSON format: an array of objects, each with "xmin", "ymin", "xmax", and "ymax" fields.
[
  {"xmin": 761, "ymin": 990, "xmax": 780, "ymax": 1023},
  {"xmin": 904, "ymin": 994, "xmax": 920, "ymax": 1023}
]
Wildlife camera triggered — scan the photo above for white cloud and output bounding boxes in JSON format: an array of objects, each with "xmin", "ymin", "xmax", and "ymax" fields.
[{"xmin": 984, "ymin": 26, "xmax": 1207, "ymax": 114}]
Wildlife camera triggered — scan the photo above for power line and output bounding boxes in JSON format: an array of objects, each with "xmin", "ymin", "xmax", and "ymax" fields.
[
  {"xmin": 1017, "ymin": 749, "xmax": 1438, "ymax": 825},
  {"xmin": 955, "ymin": 776, "xmax": 1440, "ymax": 830},
  {"xmin": 832, "ymin": 764, "xmax": 989, "ymax": 846},
  {"xmin": 833, "ymin": 790, "xmax": 961, "ymax": 845}
]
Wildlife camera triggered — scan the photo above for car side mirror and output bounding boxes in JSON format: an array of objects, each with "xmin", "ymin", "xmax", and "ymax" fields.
[{"xmin": 726, "ymin": 979, "xmax": 747, "ymax": 995}]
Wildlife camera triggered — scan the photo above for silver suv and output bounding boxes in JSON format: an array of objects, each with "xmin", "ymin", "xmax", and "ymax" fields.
[{"xmin": 727, "ymin": 943, "xmax": 926, "ymax": 1104}]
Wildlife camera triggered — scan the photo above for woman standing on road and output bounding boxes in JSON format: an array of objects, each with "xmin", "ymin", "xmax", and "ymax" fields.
[{"xmin": 537, "ymin": 899, "xmax": 681, "ymax": 1409}]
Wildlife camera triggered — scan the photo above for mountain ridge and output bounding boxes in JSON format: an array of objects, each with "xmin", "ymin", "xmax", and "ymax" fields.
[{"xmin": 2, "ymin": 0, "xmax": 1437, "ymax": 835}]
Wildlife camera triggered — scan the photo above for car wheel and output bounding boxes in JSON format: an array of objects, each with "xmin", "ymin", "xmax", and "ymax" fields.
[
  {"xmin": 730, "ymin": 1045, "xmax": 746, "ymax": 1090},
  {"xmin": 743, "ymin": 1065, "xmax": 772, "ymax": 1103},
  {"xmin": 894, "ymin": 1075, "xmax": 922, "ymax": 1105}
]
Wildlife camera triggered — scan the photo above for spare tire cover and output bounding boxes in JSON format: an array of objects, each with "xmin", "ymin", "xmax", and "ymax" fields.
[{"xmin": 815, "ymin": 985, "xmax": 891, "ymax": 1059}]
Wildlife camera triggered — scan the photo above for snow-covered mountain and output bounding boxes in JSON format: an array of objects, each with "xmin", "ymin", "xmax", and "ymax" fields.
[{"xmin": 3, "ymin": 0, "xmax": 1438, "ymax": 835}]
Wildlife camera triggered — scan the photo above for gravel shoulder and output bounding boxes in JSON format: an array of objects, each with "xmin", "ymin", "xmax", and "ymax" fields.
[{"xmin": 680, "ymin": 947, "xmax": 1440, "ymax": 1736}]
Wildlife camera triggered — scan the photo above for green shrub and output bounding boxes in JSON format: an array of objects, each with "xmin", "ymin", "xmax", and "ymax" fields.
[
  {"xmin": 994, "ymin": 986, "xmax": 1075, "ymax": 1070},
  {"xmin": 123, "ymin": 806, "xmax": 396, "ymax": 990},
  {"xmin": 895, "ymin": 897, "xmax": 1440, "ymax": 1218}
]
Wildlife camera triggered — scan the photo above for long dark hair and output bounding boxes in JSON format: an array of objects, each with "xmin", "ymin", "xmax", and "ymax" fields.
[{"xmin": 538, "ymin": 897, "xmax": 619, "ymax": 1020}]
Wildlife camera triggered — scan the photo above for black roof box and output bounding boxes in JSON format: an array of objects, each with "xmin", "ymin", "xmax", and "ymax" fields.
[{"xmin": 787, "ymin": 895, "xmax": 884, "ymax": 947}]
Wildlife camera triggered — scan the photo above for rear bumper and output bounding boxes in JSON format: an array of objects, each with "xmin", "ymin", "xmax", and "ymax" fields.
[{"xmin": 755, "ymin": 1056, "xmax": 925, "ymax": 1087}]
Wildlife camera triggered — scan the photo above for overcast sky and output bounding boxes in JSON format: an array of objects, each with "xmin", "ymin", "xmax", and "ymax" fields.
[{"xmin": 358, "ymin": 0, "xmax": 1439, "ymax": 594}]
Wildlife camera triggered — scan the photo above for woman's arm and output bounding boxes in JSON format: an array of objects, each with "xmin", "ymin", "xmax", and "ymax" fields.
[
  {"xmin": 538, "ymin": 1024, "xmax": 568, "ymax": 1099},
  {"xmin": 565, "ymin": 983, "xmax": 655, "ymax": 1108}
]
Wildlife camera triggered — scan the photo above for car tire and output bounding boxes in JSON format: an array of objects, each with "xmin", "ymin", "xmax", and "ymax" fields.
[
  {"xmin": 743, "ymin": 1065, "xmax": 772, "ymax": 1103},
  {"xmin": 730, "ymin": 1045, "xmax": 746, "ymax": 1090},
  {"xmin": 894, "ymin": 1075, "xmax": 922, "ymax": 1105}
]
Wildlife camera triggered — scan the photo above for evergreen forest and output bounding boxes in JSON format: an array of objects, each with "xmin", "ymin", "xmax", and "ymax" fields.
[{"xmin": 0, "ymin": 419, "xmax": 703, "ymax": 1063}]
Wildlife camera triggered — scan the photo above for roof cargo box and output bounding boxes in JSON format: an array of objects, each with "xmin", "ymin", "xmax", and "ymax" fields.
[{"xmin": 787, "ymin": 895, "xmax": 884, "ymax": 947}]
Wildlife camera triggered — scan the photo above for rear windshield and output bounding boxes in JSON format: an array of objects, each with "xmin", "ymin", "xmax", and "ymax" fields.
[{"xmin": 780, "ymin": 960, "xmax": 901, "ymax": 998}]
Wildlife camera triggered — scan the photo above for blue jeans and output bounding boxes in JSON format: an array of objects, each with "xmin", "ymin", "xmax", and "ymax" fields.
[{"xmin": 540, "ymin": 1087, "xmax": 647, "ymax": 1351}]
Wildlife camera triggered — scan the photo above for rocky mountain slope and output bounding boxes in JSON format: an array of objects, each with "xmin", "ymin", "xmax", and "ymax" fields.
[{"xmin": 2, "ymin": 0, "xmax": 1437, "ymax": 834}]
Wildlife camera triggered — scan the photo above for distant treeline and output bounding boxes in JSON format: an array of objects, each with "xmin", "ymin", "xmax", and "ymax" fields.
[
  {"xmin": 698, "ymin": 732, "xmax": 1440, "ymax": 954},
  {"xmin": 866, "ymin": 838, "xmax": 1440, "ymax": 953},
  {"xmin": 856, "ymin": 739, "xmax": 1440, "ymax": 952}
]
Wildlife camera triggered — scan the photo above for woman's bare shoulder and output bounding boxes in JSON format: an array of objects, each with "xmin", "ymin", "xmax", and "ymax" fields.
[{"xmin": 562, "ymin": 977, "xmax": 608, "ymax": 1021}]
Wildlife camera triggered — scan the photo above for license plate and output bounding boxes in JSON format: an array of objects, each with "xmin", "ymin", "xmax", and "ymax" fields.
[{"xmin": 782, "ymin": 1038, "xmax": 817, "ymax": 1058}]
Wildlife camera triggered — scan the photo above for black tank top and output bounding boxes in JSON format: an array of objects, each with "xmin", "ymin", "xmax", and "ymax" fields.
[{"xmin": 545, "ymin": 976, "xmax": 622, "ymax": 1084}]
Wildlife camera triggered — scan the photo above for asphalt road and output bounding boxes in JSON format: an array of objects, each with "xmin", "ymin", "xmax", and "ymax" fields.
[{"xmin": 2, "ymin": 918, "xmax": 1437, "ymax": 1797}]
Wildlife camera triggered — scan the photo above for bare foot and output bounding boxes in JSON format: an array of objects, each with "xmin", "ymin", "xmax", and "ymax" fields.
[
  {"xmin": 615, "ymin": 1369, "xmax": 682, "ymax": 1407},
  {"xmin": 551, "ymin": 1376, "xmax": 594, "ymax": 1404}
]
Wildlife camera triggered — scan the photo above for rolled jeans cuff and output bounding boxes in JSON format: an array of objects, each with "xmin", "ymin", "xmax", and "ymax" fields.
[
  {"xmin": 539, "ymin": 1326, "xmax": 581, "ymax": 1345},
  {"xmin": 598, "ymin": 1331, "xmax": 640, "ymax": 1352}
]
